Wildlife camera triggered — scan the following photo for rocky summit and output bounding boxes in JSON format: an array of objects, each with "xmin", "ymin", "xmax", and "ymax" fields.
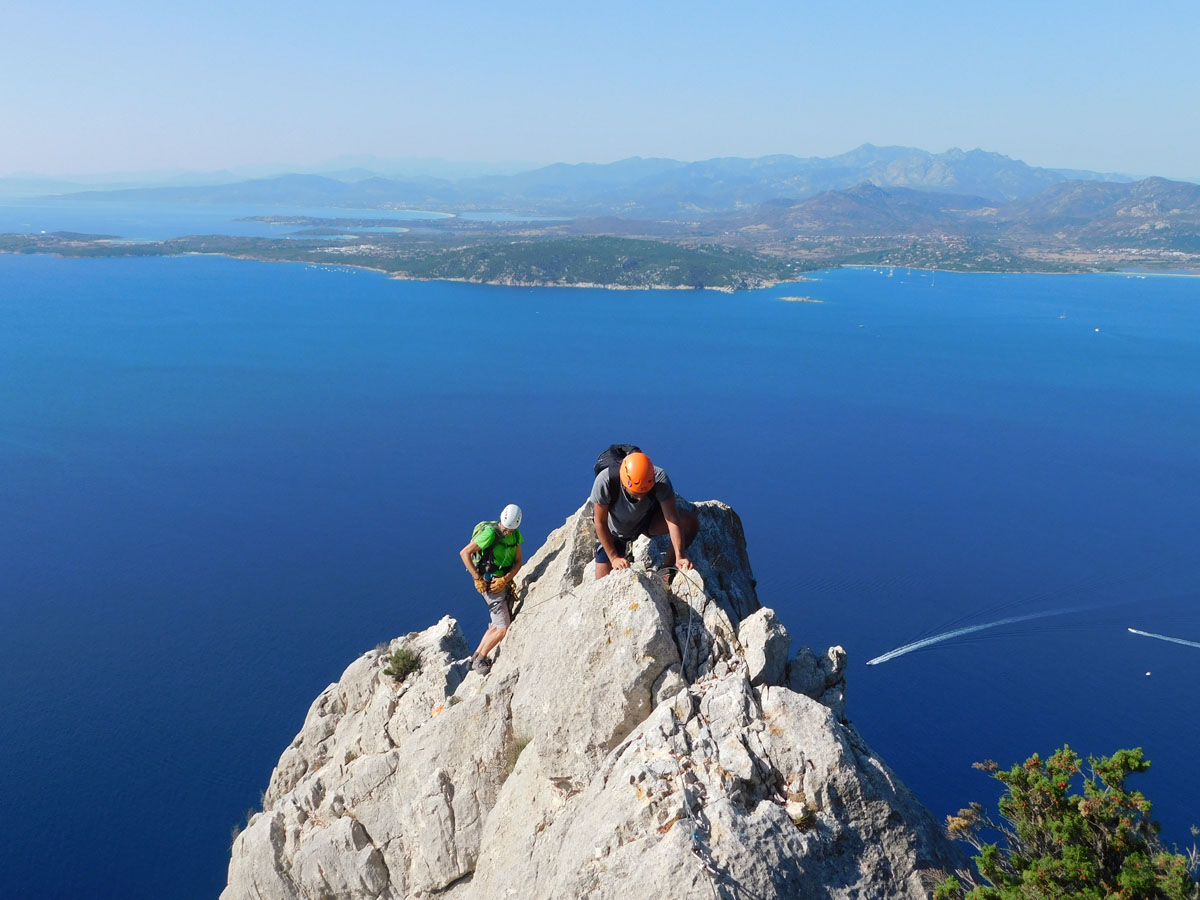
[{"xmin": 222, "ymin": 500, "xmax": 965, "ymax": 900}]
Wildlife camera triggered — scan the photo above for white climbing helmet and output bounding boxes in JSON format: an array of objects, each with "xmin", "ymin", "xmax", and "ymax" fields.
[{"xmin": 499, "ymin": 503, "xmax": 522, "ymax": 530}]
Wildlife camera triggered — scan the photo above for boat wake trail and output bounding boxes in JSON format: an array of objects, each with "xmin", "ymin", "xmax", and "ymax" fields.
[
  {"xmin": 865, "ymin": 607, "xmax": 1083, "ymax": 666},
  {"xmin": 1127, "ymin": 628, "xmax": 1200, "ymax": 651}
]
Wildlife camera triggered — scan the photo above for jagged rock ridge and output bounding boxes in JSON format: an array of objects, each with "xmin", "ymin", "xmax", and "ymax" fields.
[{"xmin": 223, "ymin": 500, "xmax": 964, "ymax": 899}]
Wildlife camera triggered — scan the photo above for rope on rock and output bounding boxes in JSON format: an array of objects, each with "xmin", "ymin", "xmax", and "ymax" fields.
[{"xmin": 652, "ymin": 565, "xmax": 710, "ymax": 679}]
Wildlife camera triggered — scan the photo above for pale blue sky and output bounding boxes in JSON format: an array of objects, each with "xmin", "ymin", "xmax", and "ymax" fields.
[{"xmin": 3, "ymin": 0, "xmax": 1197, "ymax": 178}]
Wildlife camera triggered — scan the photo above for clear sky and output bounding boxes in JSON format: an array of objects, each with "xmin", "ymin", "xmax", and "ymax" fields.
[{"xmin": 2, "ymin": 0, "xmax": 1197, "ymax": 179}]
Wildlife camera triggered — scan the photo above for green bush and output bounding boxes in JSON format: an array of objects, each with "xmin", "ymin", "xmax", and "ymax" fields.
[
  {"xmin": 383, "ymin": 647, "xmax": 421, "ymax": 681},
  {"xmin": 937, "ymin": 746, "xmax": 1198, "ymax": 900}
]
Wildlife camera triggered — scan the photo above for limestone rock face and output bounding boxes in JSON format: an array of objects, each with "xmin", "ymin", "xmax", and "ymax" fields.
[
  {"xmin": 740, "ymin": 607, "xmax": 792, "ymax": 687},
  {"xmin": 223, "ymin": 500, "xmax": 964, "ymax": 900}
]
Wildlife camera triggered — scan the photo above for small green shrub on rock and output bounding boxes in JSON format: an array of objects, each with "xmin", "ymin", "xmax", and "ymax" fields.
[
  {"xmin": 937, "ymin": 746, "xmax": 1199, "ymax": 900},
  {"xmin": 383, "ymin": 647, "xmax": 420, "ymax": 681},
  {"xmin": 504, "ymin": 736, "xmax": 531, "ymax": 779}
]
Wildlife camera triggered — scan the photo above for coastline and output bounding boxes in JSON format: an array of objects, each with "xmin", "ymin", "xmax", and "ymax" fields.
[
  {"xmin": 204, "ymin": 251, "xmax": 763, "ymax": 292},
  {"xmin": 379, "ymin": 270, "xmax": 753, "ymax": 292},
  {"xmin": 842, "ymin": 262, "xmax": 1200, "ymax": 278},
  {"xmin": 0, "ymin": 248, "xmax": 766, "ymax": 292},
  {"xmin": 4, "ymin": 244, "xmax": 1198, "ymax": 291}
]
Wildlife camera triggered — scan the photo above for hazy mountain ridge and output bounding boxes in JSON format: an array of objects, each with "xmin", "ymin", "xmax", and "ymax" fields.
[
  {"xmin": 7, "ymin": 175, "xmax": 1197, "ymax": 281},
  {"xmin": 0, "ymin": 156, "xmax": 538, "ymax": 197},
  {"xmin": 1009, "ymin": 178, "xmax": 1200, "ymax": 252},
  {"xmin": 6, "ymin": 149, "xmax": 1198, "ymax": 278},
  {"xmin": 40, "ymin": 145, "xmax": 1146, "ymax": 214},
  {"xmin": 1008, "ymin": 177, "xmax": 1200, "ymax": 225},
  {"xmin": 724, "ymin": 177, "xmax": 1200, "ymax": 251},
  {"xmin": 730, "ymin": 182, "xmax": 995, "ymax": 236},
  {"xmin": 62, "ymin": 173, "xmax": 464, "ymax": 207}
]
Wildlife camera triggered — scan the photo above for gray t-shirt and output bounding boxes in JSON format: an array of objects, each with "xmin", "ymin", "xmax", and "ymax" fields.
[{"xmin": 590, "ymin": 466, "xmax": 675, "ymax": 538}]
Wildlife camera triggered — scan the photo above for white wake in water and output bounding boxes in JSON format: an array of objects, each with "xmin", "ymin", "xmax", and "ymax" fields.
[
  {"xmin": 1127, "ymin": 628, "xmax": 1200, "ymax": 651},
  {"xmin": 865, "ymin": 607, "xmax": 1082, "ymax": 666}
]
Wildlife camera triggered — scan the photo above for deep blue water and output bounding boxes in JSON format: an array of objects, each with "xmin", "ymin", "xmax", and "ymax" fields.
[{"xmin": 2, "ymin": 254, "xmax": 1199, "ymax": 899}]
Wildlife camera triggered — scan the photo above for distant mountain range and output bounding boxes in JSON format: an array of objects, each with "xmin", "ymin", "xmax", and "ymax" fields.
[
  {"xmin": 0, "ymin": 156, "xmax": 538, "ymax": 198},
  {"xmin": 722, "ymin": 177, "xmax": 1200, "ymax": 252},
  {"xmin": 40, "ymin": 145, "xmax": 1156, "ymax": 217},
  {"xmin": 6, "ymin": 145, "xmax": 1198, "ymax": 276}
]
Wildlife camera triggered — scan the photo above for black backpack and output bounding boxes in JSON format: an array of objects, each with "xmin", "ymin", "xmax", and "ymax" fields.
[
  {"xmin": 594, "ymin": 443, "xmax": 641, "ymax": 479},
  {"xmin": 470, "ymin": 520, "xmax": 502, "ymax": 575}
]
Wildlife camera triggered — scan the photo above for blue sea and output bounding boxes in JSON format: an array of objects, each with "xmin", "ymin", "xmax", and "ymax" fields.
[
  {"xmin": 2, "ymin": 239, "xmax": 1199, "ymax": 898},
  {"xmin": 0, "ymin": 199, "xmax": 555, "ymax": 241}
]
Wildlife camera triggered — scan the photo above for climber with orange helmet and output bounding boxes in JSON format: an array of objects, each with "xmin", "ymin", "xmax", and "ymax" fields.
[{"xmin": 590, "ymin": 448, "xmax": 699, "ymax": 580}]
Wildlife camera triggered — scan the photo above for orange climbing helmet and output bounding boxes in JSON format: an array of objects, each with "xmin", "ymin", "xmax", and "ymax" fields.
[{"xmin": 620, "ymin": 452, "xmax": 656, "ymax": 494}]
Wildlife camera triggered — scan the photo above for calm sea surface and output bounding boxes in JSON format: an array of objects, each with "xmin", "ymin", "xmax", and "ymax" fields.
[
  {"xmin": 0, "ymin": 200, "xmax": 561, "ymax": 242},
  {"xmin": 0, "ymin": 199, "xmax": 451, "ymax": 240},
  {"xmin": 2, "ymin": 249, "xmax": 1199, "ymax": 899}
]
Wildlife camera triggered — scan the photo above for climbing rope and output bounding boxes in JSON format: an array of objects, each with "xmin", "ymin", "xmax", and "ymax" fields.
[{"xmin": 649, "ymin": 565, "xmax": 708, "ymax": 677}]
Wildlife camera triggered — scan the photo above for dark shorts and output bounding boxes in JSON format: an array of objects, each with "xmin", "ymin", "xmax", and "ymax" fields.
[
  {"xmin": 596, "ymin": 495, "xmax": 664, "ymax": 563},
  {"xmin": 595, "ymin": 531, "xmax": 637, "ymax": 564}
]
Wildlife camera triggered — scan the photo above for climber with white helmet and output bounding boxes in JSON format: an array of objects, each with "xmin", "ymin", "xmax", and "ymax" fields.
[
  {"xmin": 459, "ymin": 503, "xmax": 524, "ymax": 673},
  {"xmin": 590, "ymin": 447, "xmax": 698, "ymax": 580}
]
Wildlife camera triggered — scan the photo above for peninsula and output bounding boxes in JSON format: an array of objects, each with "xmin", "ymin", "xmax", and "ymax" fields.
[
  {"xmin": 6, "ymin": 147, "xmax": 1199, "ymax": 288},
  {"xmin": 0, "ymin": 232, "xmax": 798, "ymax": 291}
]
